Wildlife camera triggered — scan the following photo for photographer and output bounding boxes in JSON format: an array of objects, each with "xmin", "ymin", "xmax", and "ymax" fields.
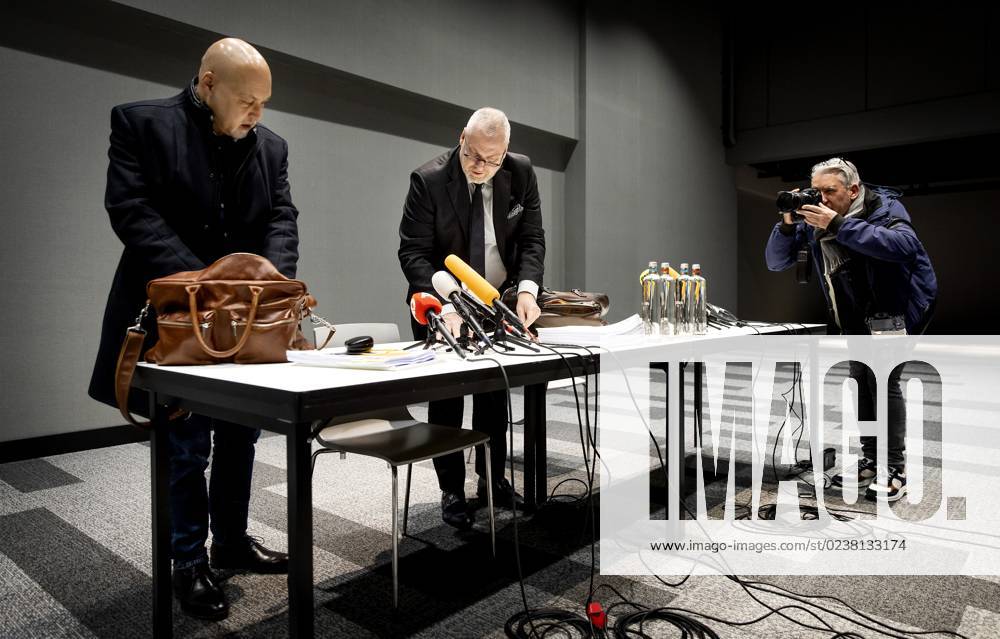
[{"xmin": 764, "ymin": 158, "xmax": 937, "ymax": 502}]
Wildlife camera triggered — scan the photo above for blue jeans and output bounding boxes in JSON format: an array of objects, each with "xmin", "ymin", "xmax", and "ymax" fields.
[{"xmin": 168, "ymin": 413, "xmax": 260, "ymax": 569}]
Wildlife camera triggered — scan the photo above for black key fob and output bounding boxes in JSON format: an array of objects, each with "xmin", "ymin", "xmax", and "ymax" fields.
[{"xmin": 344, "ymin": 335, "xmax": 374, "ymax": 355}]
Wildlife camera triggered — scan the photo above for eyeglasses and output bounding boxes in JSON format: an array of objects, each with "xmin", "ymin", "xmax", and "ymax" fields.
[{"xmin": 461, "ymin": 143, "xmax": 505, "ymax": 169}]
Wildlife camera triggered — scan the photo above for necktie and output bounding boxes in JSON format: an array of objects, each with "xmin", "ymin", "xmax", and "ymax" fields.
[{"xmin": 469, "ymin": 183, "xmax": 485, "ymax": 276}]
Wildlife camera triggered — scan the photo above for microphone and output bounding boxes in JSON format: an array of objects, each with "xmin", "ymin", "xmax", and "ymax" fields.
[
  {"xmin": 409, "ymin": 292, "xmax": 465, "ymax": 358},
  {"xmin": 434, "ymin": 274, "xmax": 527, "ymax": 342},
  {"xmin": 431, "ymin": 271, "xmax": 492, "ymax": 348},
  {"xmin": 444, "ymin": 254, "xmax": 528, "ymax": 334},
  {"xmin": 458, "ymin": 288, "xmax": 528, "ymax": 340},
  {"xmin": 458, "ymin": 289, "xmax": 496, "ymax": 323},
  {"xmin": 435, "ymin": 277, "xmax": 501, "ymax": 326}
]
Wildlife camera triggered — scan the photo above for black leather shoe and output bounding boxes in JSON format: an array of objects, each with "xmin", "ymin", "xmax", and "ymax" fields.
[
  {"xmin": 173, "ymin": 563, "xmax": 229, "ymax": 621},
  {"xmin": 441, "ymin": 491, "xmax": 473, "ymax": 530},
  {"xmin": 478, "ymin": 477, "xmax": 524, "ymax": 510},
  {"xmin": 210, "ymin": 537, "xmax": 288, "ymax": 574}
]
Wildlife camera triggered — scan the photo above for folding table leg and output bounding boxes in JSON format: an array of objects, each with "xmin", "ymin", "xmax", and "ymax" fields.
[
  {"xmin": 287, "ymin": 422, "xmax": 315, "ymax": 637},
  {"xmin": 150, "ymin": 394, "xmax": 172, "ymax": 639}
]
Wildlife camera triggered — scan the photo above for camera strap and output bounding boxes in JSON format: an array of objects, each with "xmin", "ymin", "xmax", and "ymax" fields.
[{"xmin": 796, "ymin": 248, "xmax": 811, "ymax": 284}]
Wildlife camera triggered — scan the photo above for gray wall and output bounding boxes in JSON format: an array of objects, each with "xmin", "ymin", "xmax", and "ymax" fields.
[
  {"xmin": 0, "ymin": 1, "xmax": 735, "ymax": 443},
  {"xmin": 116, "ymin": 0, "xmax": 580, "ymax": 139},
  {"xmin": 575, "ymin": 3, "xmax": 737, "ymax": 321}
]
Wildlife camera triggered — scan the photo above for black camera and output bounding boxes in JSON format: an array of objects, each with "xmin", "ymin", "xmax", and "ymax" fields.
[{"xmin": 776, "ymin": 188, "xmax": 821, "ymax": 217}]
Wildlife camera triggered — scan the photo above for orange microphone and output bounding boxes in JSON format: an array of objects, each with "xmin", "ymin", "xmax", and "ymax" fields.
[
  {"xmin": 444, "ymin": 254, "xmax": 527, "ymax": 334},
  {"xmin": 410, "ymin": 292, "xmax": 465, "ymax": 358}
]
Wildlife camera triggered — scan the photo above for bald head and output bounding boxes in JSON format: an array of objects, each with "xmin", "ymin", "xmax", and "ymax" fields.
[
  {"xmin": 198, "ymin": 38, "xmax": 269, "ymax": 82},
  {"xmin": 195, "ymin": 38, "xmax": 272, "ymax": 139}
]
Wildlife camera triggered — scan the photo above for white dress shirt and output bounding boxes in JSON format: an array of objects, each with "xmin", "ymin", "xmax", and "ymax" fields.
[{"xmin": 441, "ymin": 178, "xmax": 538, "ymax": 315}]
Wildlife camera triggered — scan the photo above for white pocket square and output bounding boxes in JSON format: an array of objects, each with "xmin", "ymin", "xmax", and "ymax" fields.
[{"xmin": 507, "ymin": 204, "xmax": 523, "ymax": 219}]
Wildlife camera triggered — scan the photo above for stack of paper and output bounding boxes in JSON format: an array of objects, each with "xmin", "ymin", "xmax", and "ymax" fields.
[
  {"xmin": 287, "ymin": 348, "xmax": 436, "ymax": 371},
  {"xmin": 536, "ymin": 314, "xmax": 644, "ymax": 346}
]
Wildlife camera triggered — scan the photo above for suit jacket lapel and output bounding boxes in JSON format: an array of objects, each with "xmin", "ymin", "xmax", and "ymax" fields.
[
  {"xmin": 492, "ymin": 167, "xmax": 511, "ymax": 259},
  {"xmin": 446, "ymin": 149, "xmax": 469, "ymax": 241}
]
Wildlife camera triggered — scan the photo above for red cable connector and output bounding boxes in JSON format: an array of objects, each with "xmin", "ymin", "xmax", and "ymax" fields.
[{"xmin": 587, "ymin": 601, "xmax": 607, "ymax": 629}]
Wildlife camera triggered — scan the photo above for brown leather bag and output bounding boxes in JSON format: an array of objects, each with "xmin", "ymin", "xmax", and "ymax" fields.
[
  {"xmin": 503, "ymin": 286, "xmax": 610, "ymax": 328},
  {"xmin": 114, "ymin": 253, "xmax": 332, "ymax": 428}
]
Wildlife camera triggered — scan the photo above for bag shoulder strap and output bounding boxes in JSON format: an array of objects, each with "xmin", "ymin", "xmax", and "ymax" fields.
[
  {"xmin": 114, "ymin": 302, "xmax": 188, "ymax": 429},
  {"xmin": 115, "ymin": 327, "xmax": 150, "ymax": 429}
]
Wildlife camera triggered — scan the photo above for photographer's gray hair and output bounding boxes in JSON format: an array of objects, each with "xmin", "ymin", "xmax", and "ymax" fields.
[{"xmin": 811, "ymin": 157, "xmax": 861, "ymax": 187}]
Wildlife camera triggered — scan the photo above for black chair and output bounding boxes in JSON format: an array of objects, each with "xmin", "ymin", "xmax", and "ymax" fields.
[{"xmin": 311, "ymin": 407, "xmax": 496, "ymax": 607}]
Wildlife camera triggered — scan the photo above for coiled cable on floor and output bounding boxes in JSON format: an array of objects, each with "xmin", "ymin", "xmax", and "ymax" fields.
[
  {"xmin": 504, "ymin": 608, "xmax": 599, "ymax": 639},
  {"xmin": 612, "ymin": 608, "xmax": 721, "ymax": 639}
]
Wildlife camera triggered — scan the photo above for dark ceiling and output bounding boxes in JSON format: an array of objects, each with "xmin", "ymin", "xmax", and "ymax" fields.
[{"xmin": 749, "ymin": 134, "xmax": 1000, "ymax": 195}]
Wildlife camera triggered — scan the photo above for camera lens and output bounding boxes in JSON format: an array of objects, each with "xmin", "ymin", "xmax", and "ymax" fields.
[
  {"xmin": 775, "ymin": 188, "xmax": 821, "ymax": 212},
  {"xmin": 776, "ymin": 191, "xmax": 799, "ymax": 212}
]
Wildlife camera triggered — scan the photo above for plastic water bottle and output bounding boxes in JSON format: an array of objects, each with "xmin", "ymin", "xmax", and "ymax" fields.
[
  {"xmin": 677, "ymin": 263, "xmax": 694, "ymax": 334},
  {"xmin": 657, "ymin": 262, "xmax": 676, "ymax": 335},
  {"xmin": 640, "ymin": 261, "xmax": 660, "ymax": 335},
  {"xmin": 691, "ymin": 263, "xmax": 707, "ymax": 335}
]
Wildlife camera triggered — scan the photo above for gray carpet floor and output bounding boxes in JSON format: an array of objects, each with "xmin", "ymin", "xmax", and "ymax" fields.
[{"xmin": 2, "ymin": 376, "xmax": 999, "ymax": 638}]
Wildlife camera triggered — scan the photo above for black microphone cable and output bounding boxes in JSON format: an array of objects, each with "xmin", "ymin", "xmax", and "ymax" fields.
[
  {"xmin": 479, "ymin": 335, "xmax": 969, "ymax": 639},
  {"xmin": 537, "ymin": 341, "xmax": 718, "ymax": 636},
  {"xmin": 476, "ymin": 343, "xmax": 624, "ymax": 637},
  {"xmin": 467, "ymin": 354, "xmax": 543, "ymax": 639},
  {"xmin": 589, "ymin": 343, "xmax": 907, "ymax": 638},
  {"xmin": 482, "ymin": 341, "xmax": 606, "ymax": 638},
  {"xmin": 543, "ymin": 342, "xmax": 826, "ymax": 637},
  {"xmin": 598, "ymin": 577, "xmax": 847, "ymax": 638},
  {"xmin": 470, "ymin": 348, "xmax": 606, "ymax": 638},
  {"xmin": 601, "ymin": 344, "xmax": 973, "ymax": 639}
]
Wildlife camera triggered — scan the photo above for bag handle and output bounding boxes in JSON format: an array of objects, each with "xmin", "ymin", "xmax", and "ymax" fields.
[
  {"xmin": 309, "ymin": 312, "xmax": 337, "ymax": 349},
  {"xmin": 186, "ymin": 284, "xmax": 262, "ymax": 358}
]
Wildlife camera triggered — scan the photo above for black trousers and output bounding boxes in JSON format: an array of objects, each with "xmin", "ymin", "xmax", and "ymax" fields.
[
  {"xmin": 843, "ymin": 307, "xmax": 932, "ymax": 471},
  {"xmin": 411, "ymin": 318, "xmax": 509, "ymax": 494},
  {"xmin": 850, "ymin": 362, "xmax": 906, "ymax": 469}
]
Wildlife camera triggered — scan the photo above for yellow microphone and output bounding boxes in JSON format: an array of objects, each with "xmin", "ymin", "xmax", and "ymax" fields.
[
  {"xmin": 444, "ymin": 255, "xmax": 500, "ymax": 305},
  {"xmin": 444, "ymin": 254, "xmax": 527, "ymax": 334}
]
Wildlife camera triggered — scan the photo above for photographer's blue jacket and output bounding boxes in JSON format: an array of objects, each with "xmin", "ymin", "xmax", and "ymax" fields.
[{"xmin": 765, "ymin": 185, "xmax": 937, "ymax": 334}]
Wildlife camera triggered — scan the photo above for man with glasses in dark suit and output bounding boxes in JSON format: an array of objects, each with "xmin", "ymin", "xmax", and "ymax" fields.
[{"xmin": 398, "ymin": 107, "xmax": 546, "ymax": 529}]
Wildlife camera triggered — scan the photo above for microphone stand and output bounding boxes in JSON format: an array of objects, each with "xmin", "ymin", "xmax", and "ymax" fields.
[
  {"xmin": 435, "ymin": 319, "xmax": 467, "ymax": 359},
  {"xmin": 451, "ymin": 296, "xmax": 490, "ymax": 355},
  {"xmin": 458, "ymin": 323, "xmax": 472, "ymax": 352},
  {"xmin": 420, "ymin": 315, "xmax": 468, "ymax": 358},
  {"xmin": 490, "ymin": 308, "xmax": 539, "ymax": 352},
  {"xmin": 402, "ymin": 328, "xmax": 440, "ymax": 351}
]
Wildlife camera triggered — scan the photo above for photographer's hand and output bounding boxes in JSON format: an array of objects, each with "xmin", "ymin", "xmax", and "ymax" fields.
[{"xmin": 798, "ymin": 203, "xmax": 838, "ymax": 230}]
